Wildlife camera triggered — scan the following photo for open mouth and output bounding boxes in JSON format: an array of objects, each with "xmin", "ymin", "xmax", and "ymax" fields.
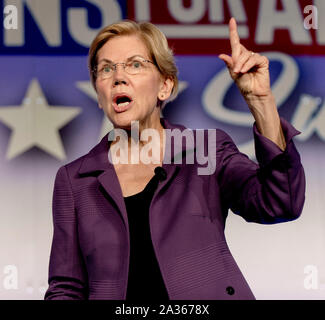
[
  {"xmin": 114, "ymin": 95, "xmax": 132, "ymax": 107},
  {"xmin": 112, "ymin": 93, "xmax": 133, "ymax": 113}
]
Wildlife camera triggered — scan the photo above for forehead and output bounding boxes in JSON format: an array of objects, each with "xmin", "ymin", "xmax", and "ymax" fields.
[{"xmin": 97, "ymin": 35, "xmax": 150, "ymax": 62}]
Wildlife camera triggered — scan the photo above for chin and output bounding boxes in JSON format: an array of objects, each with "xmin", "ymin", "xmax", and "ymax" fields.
[{"xmin": 110, "ymin": 113, "xmax": 137, "ymax": 131}]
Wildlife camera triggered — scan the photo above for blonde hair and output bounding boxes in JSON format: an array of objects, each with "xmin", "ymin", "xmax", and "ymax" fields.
[{"xmin": 88, "ymin": 20, "xmax": 179, "ymax": 102}]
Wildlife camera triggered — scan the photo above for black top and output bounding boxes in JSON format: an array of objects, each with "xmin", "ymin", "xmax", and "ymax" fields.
[{"xmin": 124, "ymin": 173, "xmax": 169, "ymax": 301}]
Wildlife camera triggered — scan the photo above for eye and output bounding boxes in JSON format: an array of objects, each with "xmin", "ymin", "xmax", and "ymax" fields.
[
  {"xmin": 130, "ymin": 60, "xmax": 144, "ymax": 69},
  {"xmin": 100, "ymin": 64, "xmax": 113, "ymax": 74}
]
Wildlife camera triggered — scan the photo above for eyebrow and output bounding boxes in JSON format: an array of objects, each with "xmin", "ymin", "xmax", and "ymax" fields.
[{"xmin": 97, "ymin": 55, "xmax": 147, "ymax": 65}]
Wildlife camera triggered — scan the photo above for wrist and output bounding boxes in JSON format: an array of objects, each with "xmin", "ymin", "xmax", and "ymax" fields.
[{"xmin": 244, "ymin": 91, "xmax": 275, "ymax": 109}]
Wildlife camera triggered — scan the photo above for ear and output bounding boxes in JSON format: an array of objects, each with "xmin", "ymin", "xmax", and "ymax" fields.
[
  {"xmin": 97, "ymin": 90, "xmax": 103, "ymax": 110},
  {"xmin": 158, "ymin": 77, "xmax": 174, "ymax": 102},
  {"xmin": 97, "ymin": 99, "xmax": 103, "ymax": 109}
]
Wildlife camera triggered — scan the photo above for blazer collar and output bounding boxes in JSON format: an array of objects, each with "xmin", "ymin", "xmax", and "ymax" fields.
[
  {"xmin": 78, "ymin": 133, "xmax": 111, "ymax": 175},
  {"xmin": 77, "ymin": 118, "xmax": 195, "ymax": 230}
]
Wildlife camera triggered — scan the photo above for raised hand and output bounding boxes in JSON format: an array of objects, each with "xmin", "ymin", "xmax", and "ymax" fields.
[
  {"xmin": 219, "ymin": 17, "xmax": 286, "ymax": 151},
  {"xmin": 219, "ymin": 17, "xmax": 271, "ymax": 100}
]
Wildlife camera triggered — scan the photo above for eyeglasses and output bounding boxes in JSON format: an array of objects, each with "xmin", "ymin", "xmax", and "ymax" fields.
[{"xmin": 93, "ymin": 58, "xmax": 155, "ymax": 80}]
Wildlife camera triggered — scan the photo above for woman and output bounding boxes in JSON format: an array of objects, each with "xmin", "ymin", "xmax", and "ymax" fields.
[{"xmin": 45, "ymin": 18, "xmax": 305, "ymax": 300}]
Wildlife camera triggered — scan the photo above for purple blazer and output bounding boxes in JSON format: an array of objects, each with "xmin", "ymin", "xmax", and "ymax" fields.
[{"xmin": 45, "ymin": 118, "xmax": 305, "ymax": 300}]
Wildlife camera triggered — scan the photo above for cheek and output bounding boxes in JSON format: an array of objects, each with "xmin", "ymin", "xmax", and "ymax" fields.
[
  {"xmin": 140, "ymin": 88, "xmax": 159, "ymax": 108},
  {"xmin": 96, "ymin": 84, "xmax": 111, "ymax": 109},
  {"xmin": 140, "ymin": 77, "xmax": 162, "ymax": 100}
]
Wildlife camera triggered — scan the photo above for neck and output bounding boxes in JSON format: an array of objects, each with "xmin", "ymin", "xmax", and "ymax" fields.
[{"xmin": 110, "ymin": 113, "xmax": 166, "ymax": 165}]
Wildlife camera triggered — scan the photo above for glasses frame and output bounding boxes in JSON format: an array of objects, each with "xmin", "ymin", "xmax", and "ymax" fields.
[{"xmin": 92, "ymin": 57, "xmax": 155, "ymax": 80}]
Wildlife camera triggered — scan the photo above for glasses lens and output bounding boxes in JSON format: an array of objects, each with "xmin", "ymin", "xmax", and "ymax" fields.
[
  {"xmin": 126, "ymin": 60, "xmax": 145, "ymax": 75},
  {"xmin": 103, "ymin": 64, "xmax": 114, "ymax": 78}
]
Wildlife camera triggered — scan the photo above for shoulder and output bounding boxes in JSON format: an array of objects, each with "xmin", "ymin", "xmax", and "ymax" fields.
[
  {"xmin": 192, "ymin": 127, "xmax": 238, "ymax": 152},
  {"xmin": 162, "ymin": 117, "xmax": 235, "ymax": 145},
  {"xmin": 55, "ymin": 134, "xmax": 109, "ymax": 179}
]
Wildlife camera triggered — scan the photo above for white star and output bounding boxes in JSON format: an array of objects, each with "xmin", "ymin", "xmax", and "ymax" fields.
[
  {"xmin": 76, "ymin": 80, "xmax": 189, "ymax": 141},
  {"xmin": 0, "ymin": 78, "xmax": 81, "ymax": 160}
]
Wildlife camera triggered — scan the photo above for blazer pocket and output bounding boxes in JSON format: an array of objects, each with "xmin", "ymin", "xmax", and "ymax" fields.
[{"xmin": 163, "ymin": 240, "xmax": 244, "ymax": 299}]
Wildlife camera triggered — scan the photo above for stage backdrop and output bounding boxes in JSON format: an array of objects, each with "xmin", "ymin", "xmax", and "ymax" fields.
[{"xmin": 0, "ymin": 0, "xmax": 324, "ymax": 299}]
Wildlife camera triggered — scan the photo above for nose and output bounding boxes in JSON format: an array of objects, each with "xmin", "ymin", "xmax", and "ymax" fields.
[
  {"xmin": 112, "ymin": 64, "xmax": 128, "ymax": 87},
  {"xmin": 113, "ymin": 79, "xmax": 127, "ymax": 86}
]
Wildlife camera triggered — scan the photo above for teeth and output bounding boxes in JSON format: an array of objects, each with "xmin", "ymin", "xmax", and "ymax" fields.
[{"xmin": 117, "ymin": 101, "xmax": 130, "ymax": 107}]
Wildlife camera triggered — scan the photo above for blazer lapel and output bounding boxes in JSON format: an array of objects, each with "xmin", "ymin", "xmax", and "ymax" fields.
[
  {"xmin": 78, "ymin": 135, "xmax": 129, "ymax": 227},
  {"xmin": 153, "ymin": 118, "xmax": 195, "ymax": 200},
  {"xmin": 77, "ymin": 118, "xmax": 196, "ymax": 227}
]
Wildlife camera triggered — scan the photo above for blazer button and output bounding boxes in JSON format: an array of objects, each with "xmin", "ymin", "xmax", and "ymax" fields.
[{"xmin": 226, "ymin": 286, "xmax": 235, "ymax": 295}]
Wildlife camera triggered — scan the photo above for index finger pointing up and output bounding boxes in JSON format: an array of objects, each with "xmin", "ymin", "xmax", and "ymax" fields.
[{"xmin": 229, "ymin": 17, "xmax": 241, "ymax": 59}]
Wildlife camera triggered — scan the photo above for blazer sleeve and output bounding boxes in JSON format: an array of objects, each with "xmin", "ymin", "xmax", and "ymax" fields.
[
  {"xmin": 218, "ymin": 118, "xmax": 306, "ymax": 224},
  {"xmin": 44, "ymin": 166, "xmax": 88, "ymax": 300}
]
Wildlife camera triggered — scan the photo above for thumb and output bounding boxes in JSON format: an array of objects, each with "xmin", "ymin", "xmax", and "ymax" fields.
[
  {"xmin": 218, "ymin": 54, "xmax": 233, "ymax": 69},
  {"xmin": 219, "ymin": 54, "xmax": 237, "ymax": 79}
]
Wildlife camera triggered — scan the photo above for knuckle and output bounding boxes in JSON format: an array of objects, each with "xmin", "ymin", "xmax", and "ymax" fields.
[
  {"xmin": 260, "ymin": 55, "xmax": 268, "ymax": 62},
  {"xmin": 263, "ymin": 56, "xmax": 269, "ymax": 65}
]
